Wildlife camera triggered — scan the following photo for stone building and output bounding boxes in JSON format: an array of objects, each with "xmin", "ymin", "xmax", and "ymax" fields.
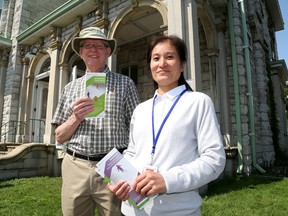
[{"xmin": 0, "ymin": 0, "xmax": 287, "ymax": 176}]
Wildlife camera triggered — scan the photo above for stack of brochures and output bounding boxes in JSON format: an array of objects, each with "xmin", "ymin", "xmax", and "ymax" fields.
[{"xmin": 95, "ymin": 148, "xmax": 155, "ymax": 210}]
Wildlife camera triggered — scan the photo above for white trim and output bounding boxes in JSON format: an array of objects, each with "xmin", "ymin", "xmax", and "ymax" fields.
[{"xmin": 35, "ymin": 71, "xmax": 50, "ymax": 80}]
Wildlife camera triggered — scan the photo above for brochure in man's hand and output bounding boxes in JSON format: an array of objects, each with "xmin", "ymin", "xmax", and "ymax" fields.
[
  {"xmin": 85, "ymin": 72, "xmax": 106, "ymax": 118},
  {"xmin": 95, "ymin": 148, "xmax": 154, "ymax": 210}
]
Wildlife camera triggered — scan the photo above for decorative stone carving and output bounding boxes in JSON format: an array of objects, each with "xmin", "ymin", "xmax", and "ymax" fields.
[
  {"xmin": 95, "ymin": 0, "xmax": 103, "ymax": 21},
  {"xmin": 93, "ymin": 0, "xmax": 109, "ymax": 28},
  {"xmin": 50, "ymin": 26, "xmax": 62, "ymax": 50}
]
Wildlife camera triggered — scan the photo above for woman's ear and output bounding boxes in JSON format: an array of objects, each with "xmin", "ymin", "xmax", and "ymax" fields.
[{"xmin": 181, "ymin": 62, "xmax": 186, "ymax": 72}]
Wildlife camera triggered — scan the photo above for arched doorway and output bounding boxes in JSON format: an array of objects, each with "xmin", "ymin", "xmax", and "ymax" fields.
[
  {"xmin": 30, "ymin": 57, "xmax": 50, "ymax": 142},
  {"xmin": 110, "ymin": 4, "xmax": 167, "ymax": 101}
]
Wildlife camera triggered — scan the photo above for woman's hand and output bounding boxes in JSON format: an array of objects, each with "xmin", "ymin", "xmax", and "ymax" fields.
[
  {"xmin": 107, "ymin": 181, "xmax": 130, "ymax": 201},
  {"xmin": 132, "ymin": 170, "xmax": 166, "ymax": 197}
]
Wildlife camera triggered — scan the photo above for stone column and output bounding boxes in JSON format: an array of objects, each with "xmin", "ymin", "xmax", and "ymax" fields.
[
  {"xmin": 44, "ymin": 26, "xmax": 62, "ymax": 144},
  {"xmin": 16, "ymin": 56, "xmax": 30, "ymax": 143},
  {"xmin": 58, "ymin": 63, "xmax": 69, "ymax": 96},
  {"xmin": 22, "ymin": 71, "xmax": 35, "ymax": 143},
  {"xmin": 0, "ymin": 48, "xmax": 9, "ymax": 127},
  {"xmin": 216, "ymin": 29, "xmax": 232, "ymax": 143},
  {"xmin": 168, "ymin": 0, "xmax": 201, "ymax": 91},
  {"xmin": 108, "ymin": 52, "xmax": 117, "ymax": 72}
]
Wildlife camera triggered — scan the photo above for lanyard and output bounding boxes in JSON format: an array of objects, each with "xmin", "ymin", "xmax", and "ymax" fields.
[{"xmin": 151, "ymin": 89, "xmax": 187, "ymax": 165}]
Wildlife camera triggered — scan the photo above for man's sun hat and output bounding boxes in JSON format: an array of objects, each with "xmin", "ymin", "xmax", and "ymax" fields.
[{"xmin": 71, "ymin": 27, "xmax": 117, "ymax": 56}]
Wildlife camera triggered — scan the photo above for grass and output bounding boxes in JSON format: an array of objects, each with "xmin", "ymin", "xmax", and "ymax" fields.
[
  {"xmin": 0, "ymin": 177, "xmax": 62, "ymax": 216},
  {"xmin": 201, "ymin": 175, "xmax": 288, "ymax": 216},
  {"xmin": 0, "ymin": 175, "xmax": 287, "ymax": 215}
]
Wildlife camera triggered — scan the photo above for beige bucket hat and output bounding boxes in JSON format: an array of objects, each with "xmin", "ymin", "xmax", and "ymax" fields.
[{"xmin": 71, "ymin": 27, "xmax": 117, "ymax": 56}]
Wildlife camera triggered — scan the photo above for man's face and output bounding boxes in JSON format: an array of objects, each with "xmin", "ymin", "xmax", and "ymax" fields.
[{"xmin": 79, "ymin": 39, "xmax": 111, "ymax": 72}]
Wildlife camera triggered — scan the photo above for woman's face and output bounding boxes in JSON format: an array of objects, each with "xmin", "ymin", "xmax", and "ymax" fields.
[{"xmin": 150, "ymin": 41, "xmax": 184, "ymax": 93}]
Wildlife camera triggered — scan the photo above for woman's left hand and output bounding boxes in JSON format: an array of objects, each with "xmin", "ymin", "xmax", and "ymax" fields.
[{"xmin": 132, "ymin": 170, "xmax": 167, "ymax": 197}]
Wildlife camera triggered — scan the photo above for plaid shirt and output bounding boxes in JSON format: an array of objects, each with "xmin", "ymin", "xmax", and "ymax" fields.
[{"xmin": 52, "ymin": 66, "xmax": 140, "ymax": 155}]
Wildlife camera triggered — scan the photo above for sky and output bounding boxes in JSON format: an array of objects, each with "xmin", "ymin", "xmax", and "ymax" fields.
[{"xmin": 276, "ymin": 0, "xmax": 288, "ymax": 64}]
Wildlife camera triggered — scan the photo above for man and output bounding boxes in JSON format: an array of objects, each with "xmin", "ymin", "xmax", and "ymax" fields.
[{"xmin": 52, "ymin": 27, "xmax": 140, "ymax": 216}]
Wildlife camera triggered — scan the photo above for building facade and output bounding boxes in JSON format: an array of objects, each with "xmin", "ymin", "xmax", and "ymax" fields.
[{"xmin": 0, "ymin": 0, "xmax": 287, "ymax": 176}]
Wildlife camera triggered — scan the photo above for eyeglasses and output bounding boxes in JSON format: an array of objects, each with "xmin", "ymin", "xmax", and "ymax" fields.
[{"xmin": 81, "ymin": 43, "xmax": 107, "ymax": 50}]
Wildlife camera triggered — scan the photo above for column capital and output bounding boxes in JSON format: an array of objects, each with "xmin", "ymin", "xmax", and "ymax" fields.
[
  {"xmin": 59, "ymin": 62, "xmax": 69, "ymax": 71},
  {"xmin": 22, "ymin": 56, "xmax": 30, "ymax": 65}
]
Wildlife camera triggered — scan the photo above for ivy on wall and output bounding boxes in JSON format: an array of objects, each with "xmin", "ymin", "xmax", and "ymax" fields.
[
  {"xmin": 267, "ymin": 62, "xmax": 288, "ymax": 165},
  {"xmin": 284, "ymin": 86, "xmax": 288, "ymax": 109}
]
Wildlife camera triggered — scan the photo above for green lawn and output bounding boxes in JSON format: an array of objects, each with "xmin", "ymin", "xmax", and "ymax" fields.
[
  {"xmin": 201, "ymin": 175, "xmax": 288, "ymax": 216},
  {"xmin": 0, "ymin": 177, "xmax": 62, "ymax": 216},
  {"xmin": 0, "ymin": 175, "xmax": 287, "ymax": 216}
]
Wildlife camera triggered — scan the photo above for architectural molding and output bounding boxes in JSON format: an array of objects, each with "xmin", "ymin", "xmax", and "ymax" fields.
[
  {"xmin": 108, "ymin": 0, "xmax": 168, "ymax": 39},
  {"xmin": 50, "ymin": 26, "xmax": 63, "ymax": 51}
]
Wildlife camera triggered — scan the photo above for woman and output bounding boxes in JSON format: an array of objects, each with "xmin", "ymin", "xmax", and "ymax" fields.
[{"xmin": 108, "ymin": 35, "xmax": 226, "ymax": 215}]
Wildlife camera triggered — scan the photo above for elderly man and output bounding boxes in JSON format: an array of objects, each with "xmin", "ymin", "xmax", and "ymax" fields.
[{"xmin": 52, "ymin": 27, "xmax": 140, "ymax": 216}]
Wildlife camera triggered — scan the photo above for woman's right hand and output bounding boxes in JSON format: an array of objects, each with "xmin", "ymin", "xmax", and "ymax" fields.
[{"xmin": 107, "ymin": 181, "xmax": 130, "ymax": 201}]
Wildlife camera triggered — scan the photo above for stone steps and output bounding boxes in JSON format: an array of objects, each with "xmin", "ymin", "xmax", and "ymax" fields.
[{"xmin": 0, "ymin": 143, "xmax": 22, "ymax": 154}]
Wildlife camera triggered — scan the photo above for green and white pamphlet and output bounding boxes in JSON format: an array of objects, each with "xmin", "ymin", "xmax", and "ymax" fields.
[{"xmin": 85, "ymin": 72, "xmax": 106, "ymax": 118}]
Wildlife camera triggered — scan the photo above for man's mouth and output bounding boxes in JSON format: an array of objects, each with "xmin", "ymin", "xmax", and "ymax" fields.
[{"xmin": 89, "ymin": 55, "xmax": 98, "ymax": 58}]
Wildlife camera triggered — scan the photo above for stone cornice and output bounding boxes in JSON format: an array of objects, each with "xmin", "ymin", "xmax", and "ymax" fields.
[{"xmin": 265, "ymin": 0, "xmax": 284, "ymax": 31}]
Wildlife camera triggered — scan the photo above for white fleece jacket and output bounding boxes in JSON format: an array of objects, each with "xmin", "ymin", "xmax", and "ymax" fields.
[{"xmin": 122, "ymin": 85, "xmax": 226, "ymax": 216}]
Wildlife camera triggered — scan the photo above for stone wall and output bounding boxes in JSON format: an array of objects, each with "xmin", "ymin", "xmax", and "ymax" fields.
[
  {"xmin": 20, "ymin": 0, "xmax": 67, "ymax": 31},
  {"xmin": 0, "ymin": 0, "xmax": 66, "ymax": 135},
  {"xmin": 0, "ymin": 143, "xmax": 61, "ymax": 181}
]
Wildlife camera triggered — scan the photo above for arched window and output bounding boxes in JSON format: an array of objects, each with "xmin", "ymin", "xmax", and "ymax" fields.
[{"xmin": 36, "ymin": 58, "xmax": 51, "ymax": 82}]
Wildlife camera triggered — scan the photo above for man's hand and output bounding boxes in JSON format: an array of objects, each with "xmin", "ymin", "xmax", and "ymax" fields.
[
  {"xmin": 55, "ymin": 97, "xmax": 94, "ymax": 144},
  {"xmin": 72, "ymin": 97, "xmax": 95, "ymax": 122}
]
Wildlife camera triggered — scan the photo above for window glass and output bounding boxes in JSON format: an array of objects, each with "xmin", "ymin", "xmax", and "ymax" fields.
[
  {"xmin": 120, "ymin": 65, "xmax": 138, "ymax": 85},
  {"xmin": 0, "ymin": 0, "xmax": 3, "ymax": 23}
]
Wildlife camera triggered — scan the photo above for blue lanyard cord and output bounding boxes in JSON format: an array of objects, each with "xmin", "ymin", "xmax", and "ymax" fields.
[{"xmin": 151, "ymin": 89, "xmax": 187, "ymax": 157}]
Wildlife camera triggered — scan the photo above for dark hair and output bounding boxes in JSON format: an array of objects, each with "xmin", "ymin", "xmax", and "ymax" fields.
[{"xmin": 147, "ymin": 35, "xmax": 193, "ymax": 91}]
